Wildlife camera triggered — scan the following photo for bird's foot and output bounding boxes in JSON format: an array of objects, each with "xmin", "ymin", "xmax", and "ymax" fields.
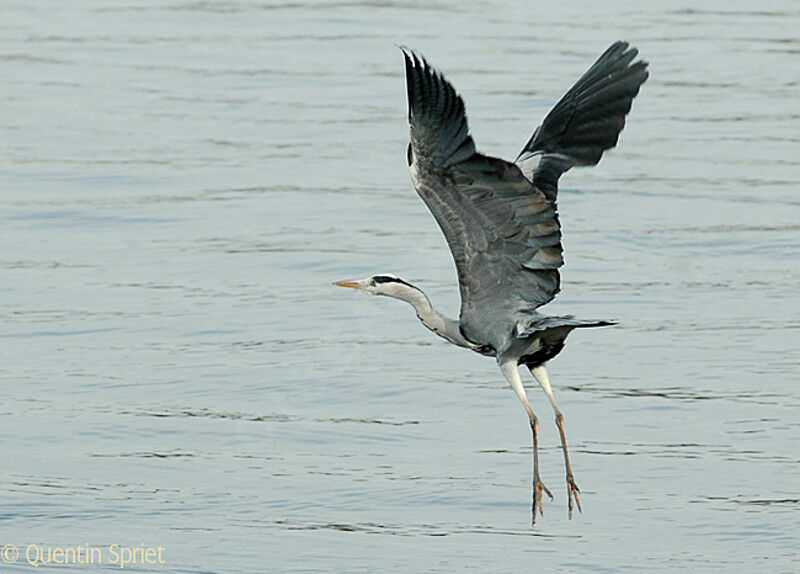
[
  {"xmin": 531, "ymin": 475, "xmax": 553, "ymax": 524},
  {"xmin": 566, "ymin": 474, "xmax": 582, "ymax": 519}
]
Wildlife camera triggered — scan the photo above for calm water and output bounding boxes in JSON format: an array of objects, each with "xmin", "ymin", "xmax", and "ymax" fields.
[{"xmin": 2, "ymin": 1, "xmax": 799, "ymax": 572}]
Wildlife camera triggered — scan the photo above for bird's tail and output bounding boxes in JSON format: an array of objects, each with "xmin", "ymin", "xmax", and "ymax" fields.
[
  {"xmin": 515, "ymin": 315, "xmax": 615, "ymax": 368},
  {"xmin": 573, "ymin": 319, "xmax": 617, "ymax": 329},
  {"xmin": 516, "ymin": 314, "xmax": 615, "ymax": 338}
]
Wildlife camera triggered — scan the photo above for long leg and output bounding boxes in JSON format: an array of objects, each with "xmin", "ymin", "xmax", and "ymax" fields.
[
  {"xmin": 499, "ymin": 360, "xmax": 552, "ymax": 523},
  {"xmin": 530, "ymin": 365, "xmax": 582, "ymax": 518}
]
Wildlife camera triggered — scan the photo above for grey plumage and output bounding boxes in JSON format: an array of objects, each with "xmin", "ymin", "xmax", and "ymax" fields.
[
  {"xmin": 516, "ymin": 42, "xmax": 649, "ymax": 200},
  {"xmin": 402, "ymin": 44, "xmax": 647, "ymax": 359},
  {"xmin": 338, "ymin": 43, "xmax": 647, "ymax": 521}
]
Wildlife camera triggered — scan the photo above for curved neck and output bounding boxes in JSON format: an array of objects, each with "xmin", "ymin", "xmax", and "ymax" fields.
[{"xmin": 390, "ymin": 285, "xmax": 477, "ymax": 350}]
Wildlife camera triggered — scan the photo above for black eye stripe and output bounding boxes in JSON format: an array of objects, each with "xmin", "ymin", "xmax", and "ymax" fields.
[
  {"xmin": 373, "ymin": 275, "xmax": 415, "ymax": 289},
  {"xmin": 373, "ymin": 276, "xmax": 398, "ymax": 284}
]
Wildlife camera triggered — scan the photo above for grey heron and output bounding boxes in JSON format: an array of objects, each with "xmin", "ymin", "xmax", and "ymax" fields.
[{"xmin": 336, "ymin": 42, "xmax": 648, "ymax": 522}]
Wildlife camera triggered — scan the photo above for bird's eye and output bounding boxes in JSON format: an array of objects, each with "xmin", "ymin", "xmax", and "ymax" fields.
[{"xmin": 369, "ymin": 279, "xmax": 376, "ymax": 287}]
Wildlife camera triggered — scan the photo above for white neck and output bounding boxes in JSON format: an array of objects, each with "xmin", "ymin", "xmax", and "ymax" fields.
[{"xmin": 387, "ymin": 284, "xmax": 477, "ymax": 350}]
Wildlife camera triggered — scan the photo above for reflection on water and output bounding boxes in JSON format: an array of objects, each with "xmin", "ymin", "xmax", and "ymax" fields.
[{"xmin": 2, "ymin": 0, "xmax": 799, "ymax": 572}]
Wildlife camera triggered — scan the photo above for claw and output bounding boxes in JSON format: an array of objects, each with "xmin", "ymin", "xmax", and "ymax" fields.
[
  {"xmin": 541, "ymin": 479, "xmax": 554, "ymax": 501},
  {"xmin": 531, "ymin": 476, "xmax": 553, "ymax": 524},
  {"xmin": 567, "ymin": 475, "xmax": 582, "ymax": 519}
]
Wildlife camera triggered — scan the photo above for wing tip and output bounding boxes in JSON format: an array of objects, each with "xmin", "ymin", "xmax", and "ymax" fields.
[
  {"xmin": 400, "ymin": 47, "xmax": 476, "ymax": 168},
  {"xmin": 398, "ymin": 44, "xmax": 414, "ymax": 68},
  {"xmin": 516, "ymin": 40, "xmax": 649, "ymax": 190},
  {"xmin": 399, "ymin": 45, "xmax": 428, "ymax": 75},
  {"xmin": 400, "ymin": 46, "xmax": 421, "ymax": 121}
]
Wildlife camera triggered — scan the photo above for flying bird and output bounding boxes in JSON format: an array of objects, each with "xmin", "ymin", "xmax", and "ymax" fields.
[{"xmin": 336, "ymin": 42, "xmax": 648, "ymax": 522}]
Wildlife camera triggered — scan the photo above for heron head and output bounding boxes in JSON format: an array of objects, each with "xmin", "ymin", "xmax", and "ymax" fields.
[{"xmin": 334, "ymin": 273, "xmax": 420, "ymax": 298}]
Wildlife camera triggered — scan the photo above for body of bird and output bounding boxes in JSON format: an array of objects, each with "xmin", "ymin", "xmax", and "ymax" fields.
[{"xmin": 337, "ymin": 42, "xmax": 648, "ymax": 523}]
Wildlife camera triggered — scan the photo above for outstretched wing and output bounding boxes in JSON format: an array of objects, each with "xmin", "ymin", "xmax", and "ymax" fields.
[
  {"xmin": 516, "ymin": 41, "xmax": 649, "ymax": 200},
  {"xmin": 402, "ymin": 48, "xmax": 563, "ymax": 344}
]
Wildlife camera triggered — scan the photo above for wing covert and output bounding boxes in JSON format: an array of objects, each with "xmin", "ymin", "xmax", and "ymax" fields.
[{"xmin": 402, "ymin": 48, "xmax": 564, "ymax": 344}]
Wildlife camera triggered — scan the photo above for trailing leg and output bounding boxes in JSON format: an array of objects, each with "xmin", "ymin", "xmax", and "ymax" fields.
[
  {"xmin": 530, "ymin": 365, "xmax": 581, "ymax": 518},
  {"xmin": 499, "ymin": 360, "xmax": 552, "ymax": 523}
]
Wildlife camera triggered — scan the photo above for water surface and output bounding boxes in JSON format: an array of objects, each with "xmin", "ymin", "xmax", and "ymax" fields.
[{"xmin": 2, "ymin": 1, "xmax": 799, "ymax": 572}]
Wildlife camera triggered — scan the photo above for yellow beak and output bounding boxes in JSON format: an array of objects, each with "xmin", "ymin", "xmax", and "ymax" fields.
[{"xmin": 334, "ymin": 280, "xmax": 361, "ymax": 289}]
